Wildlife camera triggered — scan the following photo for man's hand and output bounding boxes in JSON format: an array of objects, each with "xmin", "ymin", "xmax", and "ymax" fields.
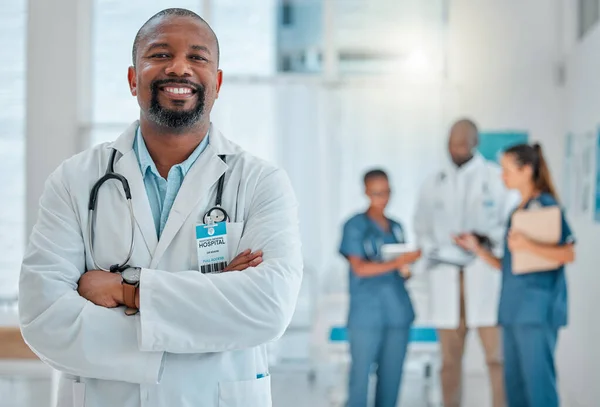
[
  {"xmin": 399, "ymin": 265, "xmax": 412, "ymax": 279},
  {"xmin": 453, "ymin": 233, "xmax": 480, "ymax": 253},
  {"xmin": 78, "ymin": 270, "xmax": 123, "ymax": 308},
  {"xmin": 224, "ymin": 249, "xmax": 263, "ymax": 272}
]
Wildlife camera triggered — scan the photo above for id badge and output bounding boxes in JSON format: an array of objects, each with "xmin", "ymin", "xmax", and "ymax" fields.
[{"xmin": 196, "ymin": 222, "xmax": 229, "ymax": 274}]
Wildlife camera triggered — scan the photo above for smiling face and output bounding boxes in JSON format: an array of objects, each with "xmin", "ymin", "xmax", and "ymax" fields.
[{"xmin": 127, "ymin": 15, "xmax": 222, "ymax": 131}]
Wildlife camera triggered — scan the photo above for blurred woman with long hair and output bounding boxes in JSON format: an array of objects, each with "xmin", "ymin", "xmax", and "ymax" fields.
[{"xmin": 455, "ymin": 143, "xmax": 576, "ymax": 407}]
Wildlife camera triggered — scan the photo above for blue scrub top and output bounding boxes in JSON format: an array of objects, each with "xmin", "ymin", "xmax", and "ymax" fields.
[
  {"xmin": 498, "ymin": 193, "xmax": 575, "ymax": 328},
  {"xmin": 339, "ymin": 213, "xmax": 415, "ymax": 329}
]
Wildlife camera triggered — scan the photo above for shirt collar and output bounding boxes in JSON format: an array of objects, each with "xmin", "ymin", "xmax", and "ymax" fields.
[
  {"xmin": 134, "ymin": 126, "xmax": 210, "ymax": 178},
  {"xmin": 448, "ymin": 152, "xmax": 484, "ymax": 175}
]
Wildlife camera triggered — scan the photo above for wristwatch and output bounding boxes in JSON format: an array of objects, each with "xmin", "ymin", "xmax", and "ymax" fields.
[{"xmin": 121, "ymin": 267, "xmax": 141, "ymax": 315}]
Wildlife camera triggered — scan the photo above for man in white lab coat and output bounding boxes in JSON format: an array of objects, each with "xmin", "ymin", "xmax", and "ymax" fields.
[
  {"xmin": 414, "ymin": 119, "xmax": 515, "ymax": 407},
  {"xmin": 18, "ymin": 8, "xmax": 302, "ymax": 407}
]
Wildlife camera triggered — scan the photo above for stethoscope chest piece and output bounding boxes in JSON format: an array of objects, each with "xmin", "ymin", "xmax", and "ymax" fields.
[{"xmin": 203, "ymin": 206, "xmax": 229, "ymax": 224}]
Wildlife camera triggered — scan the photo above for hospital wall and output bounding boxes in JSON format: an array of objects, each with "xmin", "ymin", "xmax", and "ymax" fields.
[{"xmin": 548, "ymin": 21, "xmax": 600, "ymax": 407}]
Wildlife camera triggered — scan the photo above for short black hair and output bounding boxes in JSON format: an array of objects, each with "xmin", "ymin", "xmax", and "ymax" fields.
[
  {"xmin": 364, "ymin": 169, "xmax": 388, "ymax": 185},
  {"xmin": 131, "ymin": 8, "xmax": 220, "ymax": 66},
  {"xmin": 451, "ymin": 118, "xmax": 479, "ymax": 145}
]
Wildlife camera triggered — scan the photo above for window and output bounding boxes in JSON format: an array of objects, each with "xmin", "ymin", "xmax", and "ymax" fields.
[
  {"xmin": 0, "ymin": 0, "xmax": 26, "ymax": 298},
  {"xmin": 282, "ymin": 1, "xmax": 294, "ymax": 26},
  {"xmin": 280, "ymin": 54, "xmax": 293, "ymax": 71},
  {"xmin": 277, "ymin": 1, "xmax": 323, "ymax": 73},
  {"xmin": 275, "ymin": 0, "xmax": 446, "ymax": 75},
  {"xmin": 579, "ymin": 0, "xmax": 600, "ymax": 39}
]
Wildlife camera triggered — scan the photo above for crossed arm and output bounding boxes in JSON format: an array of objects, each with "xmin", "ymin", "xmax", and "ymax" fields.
[
  {"xmin": 77, "ymin": 249, "xmax": 264, "ymax": 309},
  {"xmin": 19, "ymin": 165, "xmax": 302, "ymax": 384}
]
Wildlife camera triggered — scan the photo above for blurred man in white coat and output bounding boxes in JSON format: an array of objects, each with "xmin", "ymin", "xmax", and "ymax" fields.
[{"xmin": 414, "ymin": 119, "xmax": 516, "ymax": 407}]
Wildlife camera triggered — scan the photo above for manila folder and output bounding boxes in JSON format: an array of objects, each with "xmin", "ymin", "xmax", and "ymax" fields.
[{"xmin": 511, "ymin": 206, "xmax": 561, "ymax": 274}]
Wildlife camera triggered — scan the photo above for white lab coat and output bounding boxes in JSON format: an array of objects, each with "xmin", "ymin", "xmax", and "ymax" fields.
[
  {"xmin": 413, "ymin": 153, "xmax": 517, "ymax": 329},
  {"xmin": 18, "ymin": 121, "xmax": 303, "ymax": 407}
]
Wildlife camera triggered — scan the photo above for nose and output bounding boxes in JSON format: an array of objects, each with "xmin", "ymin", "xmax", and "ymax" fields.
[{"xmin": 164, "ymin": 54, "xmax": 192, "ymax": 77}]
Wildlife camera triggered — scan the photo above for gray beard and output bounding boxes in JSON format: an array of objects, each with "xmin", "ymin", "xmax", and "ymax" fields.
[
  {"xmin": 147, "ymin": 104, "xmax": 204, "ymax": 129},
  {"xmin": 148, "ymin": 81, "xmax": 206, "ymax": 129}
]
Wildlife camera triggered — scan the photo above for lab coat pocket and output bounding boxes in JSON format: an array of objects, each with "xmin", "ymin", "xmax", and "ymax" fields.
[
  {"xmin": 219, "ymin": 376, "xmax": 272, "ymax": 407},
  {"xmin": 227, "ymin": 222, "xmax": 244, "ymax": 262}
]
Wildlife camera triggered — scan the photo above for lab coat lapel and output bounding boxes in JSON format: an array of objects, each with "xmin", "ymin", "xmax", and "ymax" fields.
[
  {"xmin": 448, "ymin": 154, "xmax": 483, "ymax": 232},
  {"xmin": 110, "ymin": 122, "xmax": 159, "ymax": 257},
  {"xmin": 455, "ymin": 169, "xmax": 467, "ymax": 230},
  {"xmin": 150, "ymin": 145, "xmax": 227, "ymax": 268},
  {"xmin": 463, "ymin": 155, "xmax": 486, "ymax": 210},
  {"xmin": 440, "ymin": 165, "xmax": 461, "ymax": 232}
]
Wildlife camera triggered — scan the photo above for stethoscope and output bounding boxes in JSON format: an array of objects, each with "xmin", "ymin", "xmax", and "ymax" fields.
[
  {"xmin": 363, "ymin": 222, "xmax": 405, "ymax": 260},
  {"xmin": 87, "ymin": 148, "xmax": 229, "ymax": 272},
  {"xmin": 436, "ymin": 171, "xmax": 489, "ymax": 190}
]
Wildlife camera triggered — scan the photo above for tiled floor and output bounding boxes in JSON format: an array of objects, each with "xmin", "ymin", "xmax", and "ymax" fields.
[
  {"xmin": 271, "ymin": 369, "xmax": 491, "ymax": 407},
  {"xmin": 0, "ymin": 367, "xmax": 492, "ymax": 407}
]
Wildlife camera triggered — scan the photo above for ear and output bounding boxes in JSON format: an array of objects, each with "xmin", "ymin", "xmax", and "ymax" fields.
[
  {"xmin": 127, "ymin": 66, "xmax": 137, "ymax": 96},
  {"xmin": 214, "ymin": 69, "xmax": 223, "ymax": 99}
]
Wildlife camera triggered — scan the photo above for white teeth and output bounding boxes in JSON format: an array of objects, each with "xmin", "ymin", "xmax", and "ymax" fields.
[{"xmin": 165, "ymin": 87, "xmax": 192, "ymax": 95}]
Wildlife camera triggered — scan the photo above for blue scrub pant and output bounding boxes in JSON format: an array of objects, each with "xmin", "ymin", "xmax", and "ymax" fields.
[
  {"xmin": 502, "ymin": 325, "xmax": 559, "ymax": 407},
  {"xmin": 347, "ymin": 327, "xmax": 410, "ymax": 407}
]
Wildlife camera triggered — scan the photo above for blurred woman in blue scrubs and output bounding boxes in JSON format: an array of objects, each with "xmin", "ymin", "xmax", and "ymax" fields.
[
  {"xmin": 455, "ymin": 143, "xmax": 576, "ymax": 407},
  {"xmin": 339, "ymin": 169, "xmax": 422, "ymax": 407}
]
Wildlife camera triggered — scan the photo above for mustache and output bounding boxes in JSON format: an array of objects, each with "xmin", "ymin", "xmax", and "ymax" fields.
[{"xmin": 150, "ymin": 78, "xmax": 203, "ymax": 92}]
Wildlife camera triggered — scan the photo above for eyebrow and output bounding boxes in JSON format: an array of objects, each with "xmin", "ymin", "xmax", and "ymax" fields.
[
  {"xmin": 145, "ymin": 43, "xmax": 169, "ymax": 53},
  {"xmin": 144, "ymin": 43, "xmax": 212, "ymax": 55},
  {"xmin": 190, "ymin": 44, "xmax": 211, "ymax": 54}
]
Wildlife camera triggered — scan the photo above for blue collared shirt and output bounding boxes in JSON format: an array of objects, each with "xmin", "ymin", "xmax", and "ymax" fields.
[{"xmin": 132, "ymin": 127, "xmax": 209, "ymax": 237}]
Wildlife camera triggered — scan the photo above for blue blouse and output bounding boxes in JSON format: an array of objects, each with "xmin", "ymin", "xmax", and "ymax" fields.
[{"xmin": 498, "ymin": 193, "xmax": 575, "ymax": 328}]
